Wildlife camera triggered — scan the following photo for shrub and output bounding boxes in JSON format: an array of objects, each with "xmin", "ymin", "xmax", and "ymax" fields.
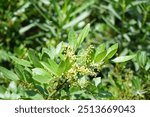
[{"xmin": 0, "ymin": 24, "xmax": 135, "ymax": 99}]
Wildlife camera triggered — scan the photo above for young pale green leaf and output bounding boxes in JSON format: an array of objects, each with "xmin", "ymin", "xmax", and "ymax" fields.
[
  {"xmin": 68, "ymin": 29, "xmax": 77, "ymax": 49},
  {"xmin": 106, "ymin": 43, "xmax": 118, "ymax": 59},
  {"xmin": 94, "ymin": 50, "xmax": 107, "ymax": 63},
  {"xmin": 93, "ymin": 77, "xmax": 101, "ymax": 87},
  {"xmin": 0, "ymin": 67, "xmax": 19, "ymax": 81},
  {"xmin": 10, "ymin": 56, "xmax": 31, "ymax": 67},
  {"xmin": 95, "ymin": 43, "xmax": 106, "ymax": 57},
  {"xmin": 32, "ymin": 68, "xmax": 52, "ymax": 84},
  {"xmin": 76, "ymin": 24, "xmax": 90, "ymax": 49},
  {"xmin": 28, "ymin": 49, "xmax": 42, "ymax": 67},
  {"xmin": 112, "ymin": 54, "xmax": 136, "ymax": 63}
]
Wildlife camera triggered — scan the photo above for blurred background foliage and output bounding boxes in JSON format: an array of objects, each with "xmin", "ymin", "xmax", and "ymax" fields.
[{"xmin": 0, "ymin": 0, "xmax": 150, "ymax": 99}]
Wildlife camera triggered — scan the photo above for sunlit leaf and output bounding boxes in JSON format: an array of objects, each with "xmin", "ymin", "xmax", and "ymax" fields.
[
  {"xmin": 8, "ymin": 81, "xmax": 17, "ymax": 93},
  {"xmin": 93, "ymin": 77, "xmax": 101, "ymax": 87},
  {"xmin": 106, "ymin": 43, "xmax": 118, "ymax": 59},
  {"xmin": 32, "ymin": 68, "xmax": 52, "ymax": 84},
  {"xmin": 95, "ymin": 43, "xmax": 106, "ymax": 57},
  {"xmin": 112, "ymin": 54, "xmax": 136, "ymax": 63},
  {"xmin": 94, "ymin": 50, "xmax": 107, "ymax": 63}
]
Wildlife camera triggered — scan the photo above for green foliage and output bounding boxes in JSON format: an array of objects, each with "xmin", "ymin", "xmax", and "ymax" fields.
[
  {"xmin": 0, "ymin": 25, "xmax": 133, "ymax": 99},
  {"xmin": 0, "ymin": 0, "xmax": 150, "ymax": 100}
]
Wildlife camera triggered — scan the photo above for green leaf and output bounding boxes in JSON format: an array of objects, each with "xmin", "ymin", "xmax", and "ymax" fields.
[
  {"xmin": 0, "ymin": 67, "xmax": 19, "ymax": 81},
  {"xmin": 112, "ymin": 54, "xmax": 136, "ymax": 63},
  {"xmin": 126, "ymin": 1, "xmax": 149, "ymax": 10},
  {"xmin": 102, "ymin": 16, "xmax": 119, "ymax": 33},
  {"xmin": 63, "ymin": 11, "xmax": 91, "ymax": 29},
  {"xmin": 8, "ymin": 81, "xmax": 17, "ymax": 93},
  {"xmin": 76, "ymin": 24, "xmax": 90, "ymax": 49},
  {"xmin": 145, "ymin": 59, "xmax": 150, "ymax": 71},
  {"xmin": 93, "ymin": 77, "xmax": 101, "ymax": 87},
  {"xmin": 42, "ymin": 47, "xmax": 55, "ymax": 60},
  {"xmin": 108, "ymin": 4, "xmax": 121, "ymax": 20},
  {"xmin": 70, "ymin": 1, "xmax": 95, "ymax": 17},
  {"xmin": 14, "ymin": 64, "xmax": 25, "ymax": 81},
  {"xmin": 136, "ymin": 51, "xmax": 147, "ymax": 68},
  {"xmin": 101, "ymin": 4, "xmax": 121, "ymax": 20},
  {"xmin": 98, "ymin": 90, "xmax": 112, "ymax": 98},
  {"xmin": 32, "ymin": 68, "xmax": 52, "ymax": 84},
  {"xmin": 68, "ymin": 29, "xmax": 77, "ymax": 49},
  {"xmin": 19, "ymin": 23, "xmax": 37, "ymax": 34},
  {"xmin": 10, "ymin": 56, "xmax": 31, "ymax": 67},
  {"xmin": 40, "ymin": 60, "xmax": 58, "ymax": 76},
  {"xmin": 94, "ymin": 50, "xmax": 107, "ymax": 63},
  {"xmin": 132, "ymin": 77, "xmax": 141, "ymax": 90},
  {"xmin": 28, "ymin": 49, "xmax": 42, "ymax": 67},
  {"xmin": 64, "ymin": 57, "xmax": 73, "ymax": 71},
  {"xmin": 57, "ymin": 61, "xmax": 66, "ymax": 76},
  {"xmin": 0, "ymin": 50, "xmax": 9, "ymax": 61},
  {"xmin": 23, "ymin": 69, "xmax": 33, "ymax": 83},
  {"xmin": 106, "ymin": 43, "xmax": 118, "ymax": 59},
  {"xmin": 55, "ymin": 42, "xmax": 63, "ymax": 55},
  {"xmin": 95, "ymin": 43, "xmax": 106, "ymax": 57},
  {"xmin": 0, "ymin": 86, "xmax": 6, "ymax": 94},
  {"xmin": 51, "ymin": 0, "xmax": 61, "ymax": 19}
]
